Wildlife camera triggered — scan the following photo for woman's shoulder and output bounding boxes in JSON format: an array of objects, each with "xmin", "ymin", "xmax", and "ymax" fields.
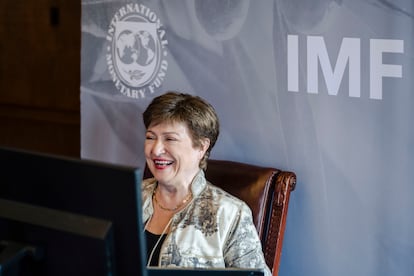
[
  {"xmin": 142, "ymin": 177, "xmax": 156, "ymax": 194},
  {"xmin": 142, "ymin": 177, "xmax": 156, "ymax": 186},
  {"xmin": 203, "ymin": 182, "xmax": 250, "ymax": 212}
]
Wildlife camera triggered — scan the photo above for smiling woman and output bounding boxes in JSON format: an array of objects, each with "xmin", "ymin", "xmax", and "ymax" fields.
[{"xmin": 141, "ymin": 91, "xmax": 271, "ymax": 276}]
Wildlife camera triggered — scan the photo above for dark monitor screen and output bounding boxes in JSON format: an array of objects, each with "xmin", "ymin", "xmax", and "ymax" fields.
[{"xmin": 0, "ymin": 147, "xmax": 147, "ymax": 276}]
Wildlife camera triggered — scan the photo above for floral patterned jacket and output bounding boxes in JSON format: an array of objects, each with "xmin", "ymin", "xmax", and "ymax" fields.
[{"xmin": 142, "ymin": 170, "xmax": 271, "ymax": 276}]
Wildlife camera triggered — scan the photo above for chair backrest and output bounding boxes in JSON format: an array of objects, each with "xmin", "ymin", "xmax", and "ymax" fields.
[
  {"xmin": 143, "ymin": 159, "xmax": 296, "ymax": 276},
  {"xmin": 205, "ymin": 160, "xmax": 296, "ymax": 276}
]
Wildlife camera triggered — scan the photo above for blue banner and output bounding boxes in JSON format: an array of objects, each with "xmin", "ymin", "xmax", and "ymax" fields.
[{"xmin": 81, "ymin": 1, "xmax": 414, "ymax": 275}]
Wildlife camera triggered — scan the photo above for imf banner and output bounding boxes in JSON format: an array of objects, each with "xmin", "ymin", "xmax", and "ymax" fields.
[{"xmin": 81, "ymin": 1, "xmax": 414, "ymax": 275}]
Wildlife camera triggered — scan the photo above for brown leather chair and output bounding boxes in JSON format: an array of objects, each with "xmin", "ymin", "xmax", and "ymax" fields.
[
  {"xmin": 144, "ymin": 159, "xmax": 296, "ymax": 276},
  {"xmin": 205, "ymin": 160, "xmax": 296, "ymax": 276}
]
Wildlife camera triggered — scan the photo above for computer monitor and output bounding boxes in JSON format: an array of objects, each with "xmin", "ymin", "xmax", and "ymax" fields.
[{"xmin": 0, "ymin": 147, "xmax": 147, "ymax": 276}]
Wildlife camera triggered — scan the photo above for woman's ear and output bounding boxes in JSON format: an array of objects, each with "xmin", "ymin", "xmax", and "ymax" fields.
[{"xmin": 199, "ymin": 138, "xmax": 210, "ymax": 157}]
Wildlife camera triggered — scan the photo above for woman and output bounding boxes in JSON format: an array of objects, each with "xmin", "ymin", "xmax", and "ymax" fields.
[{"xmin": 142, "ymin": 91, "xmax": 271, "ymax": 276}]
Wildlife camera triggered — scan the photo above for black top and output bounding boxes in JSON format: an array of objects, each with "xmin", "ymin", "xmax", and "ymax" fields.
[{"xmin": 145, "ymin": 229, "xmax": 167, "ymax": 266}]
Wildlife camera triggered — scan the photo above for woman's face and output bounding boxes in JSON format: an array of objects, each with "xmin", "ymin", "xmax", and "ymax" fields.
[{"xmin": 144, "ymin": 121, "xmax": 208, "ymax": 187}]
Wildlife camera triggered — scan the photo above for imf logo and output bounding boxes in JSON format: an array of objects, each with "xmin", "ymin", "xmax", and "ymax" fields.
[{"xmin": 106, "ymin": 4, "xmax": 168, "ymax": 99}]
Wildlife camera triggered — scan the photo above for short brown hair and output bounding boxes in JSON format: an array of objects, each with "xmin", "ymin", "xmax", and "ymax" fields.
[{"xmin": 143, "ymin": 91, "xmax": 220, "ymax": 170}]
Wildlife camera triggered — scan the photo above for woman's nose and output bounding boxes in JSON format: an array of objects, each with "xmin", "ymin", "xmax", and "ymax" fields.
[{"xmin": 152, "ymin": 140, "xmax": 165, "ymax": 156}]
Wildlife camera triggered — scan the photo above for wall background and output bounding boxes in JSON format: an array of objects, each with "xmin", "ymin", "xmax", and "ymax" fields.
[
  {"xmin": 0, "ymin": 0, "xmax": 80, "ymax": 157},
  {"xmin": 81, "ymin": 1, "xmax": 414, "ymax": 275}
]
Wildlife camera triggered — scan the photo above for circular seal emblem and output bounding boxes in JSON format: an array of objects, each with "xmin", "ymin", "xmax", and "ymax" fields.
[{"xmin": 106, "ymin": 4, "xmax": 168, "ymax": 99}]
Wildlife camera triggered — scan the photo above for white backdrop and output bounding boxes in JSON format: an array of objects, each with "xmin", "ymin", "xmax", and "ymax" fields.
[{"xmin": 81, "ymin": 1, "xmax": 414, "ymax": 275}]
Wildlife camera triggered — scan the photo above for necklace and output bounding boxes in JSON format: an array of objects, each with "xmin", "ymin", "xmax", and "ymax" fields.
[{"xmin": 153, "ymin": 187, "xmax": 192, "ymax": 212}]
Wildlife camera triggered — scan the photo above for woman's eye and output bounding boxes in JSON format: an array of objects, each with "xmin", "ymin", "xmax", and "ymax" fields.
[{"xmin": 145, "ymin": 136, "xmax": 155, "ymax": 140}]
